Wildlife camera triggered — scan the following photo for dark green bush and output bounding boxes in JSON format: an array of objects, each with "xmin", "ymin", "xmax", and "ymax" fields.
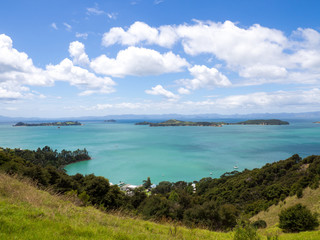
[
  {"xmin": 252, "ymin": 219, "xmax": 267, "ymax": 229},
  {"xmin": 279, "ymin": 204, "xmax": 319, "ymax": 232}
]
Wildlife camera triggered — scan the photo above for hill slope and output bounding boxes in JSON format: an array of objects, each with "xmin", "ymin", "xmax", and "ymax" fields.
[
  {"xmin": 0, "ymin": 173, "xmax": 233, "ymax": 240},
  {"xmin": 251, "ymin": 186, "xmax": 320, "ymax": 228}
]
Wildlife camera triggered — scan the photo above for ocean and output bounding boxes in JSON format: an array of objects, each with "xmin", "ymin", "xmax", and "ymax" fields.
[{"xmin": 1, "ymin": 119, "xmax": 320, "ymax": 185}]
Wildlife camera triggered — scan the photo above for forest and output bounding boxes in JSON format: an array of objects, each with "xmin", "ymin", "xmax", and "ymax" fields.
[{"xmin": 1, "ymin": 146, "xmax": 320, "ymax": 231}]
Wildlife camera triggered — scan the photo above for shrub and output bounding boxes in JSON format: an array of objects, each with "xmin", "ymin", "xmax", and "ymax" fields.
[
  {"xmin": 233, "ymin": 221, "xmax": 260, "ymax": 240},
  {"xmin": 252, "ymin": 219, "xmax": 267, "ymax": 229},
  {"xmin": 279, "ymin": 204, "xmax": 319, "ymax": 232}
]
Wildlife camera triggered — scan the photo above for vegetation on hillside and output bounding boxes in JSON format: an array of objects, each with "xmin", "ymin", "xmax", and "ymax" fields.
[
  {"xmin": 0, "ymin": 173, "xmax": 233, "ymax": 240},
  {"xmin": 1, "ymin": 146, "xmax": 320, "ymax": 232}
]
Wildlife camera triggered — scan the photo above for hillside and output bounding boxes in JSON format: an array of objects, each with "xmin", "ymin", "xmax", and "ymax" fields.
[
  {"xmin": 251, "ymin": 186, "xmax": 320, "ymax": 228},
  {"xmin": 0, "ymin": 173, "xmax": 233, "ymax": 240},
  {"xmin": 2, "ymin": 173, "xmax": 320, "ymax": 239}
]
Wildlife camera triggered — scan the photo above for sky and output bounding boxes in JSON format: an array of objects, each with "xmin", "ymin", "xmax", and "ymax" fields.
[{"xmin": 1, "ymin": 0, "xmax": 320, "ymax": 118}]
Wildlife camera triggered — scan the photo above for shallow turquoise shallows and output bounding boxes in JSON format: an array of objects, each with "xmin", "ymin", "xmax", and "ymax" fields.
[{"xmin": 1, "ymin": 120, "xmax": 320, "ymax": 185}]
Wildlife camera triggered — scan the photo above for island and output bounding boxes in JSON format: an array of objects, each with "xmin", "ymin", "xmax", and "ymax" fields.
[
  {"xmin": 313, "ymin": 121, "xmax": 320, "ymax": 124},
  {"xmin": 105, "ymin": 119, "xmax": 116, "ymax": 122},
  {"xmin": 135, "ymin": 119, "xmax": 289, "ymax": 127},
  {"xmin": 232, "ymin": 119, "xmax": 289, "ymax": 125},
  {"xmin": 136, "ymin": 119, "xmax": 224, "ymax": 127},
  {"xmin": 13, "ymin": 121, "xmax": 82, "ymax": 127}
]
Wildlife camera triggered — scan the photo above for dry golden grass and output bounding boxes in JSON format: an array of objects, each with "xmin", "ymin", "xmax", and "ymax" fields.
[{"xmin": 251, "ymin": 186, "xmax": 320, "ymax": 228}]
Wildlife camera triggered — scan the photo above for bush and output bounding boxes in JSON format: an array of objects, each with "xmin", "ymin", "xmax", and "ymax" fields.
[
  {"xmin": 233, "ymin": 221, "xmax": 260, "ymax": 240},
  {"xmin": 279, "ymin": 204, "xmax": 319, "ymax": 232},
  {"xmin": 252, "ymin": 219, "xmax": 267, "ymax": 229}
]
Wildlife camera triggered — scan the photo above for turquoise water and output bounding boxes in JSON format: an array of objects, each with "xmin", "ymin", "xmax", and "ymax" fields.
[{"xmin": 1, "ymin": 120, "xmax": 320, "ymax": 185}]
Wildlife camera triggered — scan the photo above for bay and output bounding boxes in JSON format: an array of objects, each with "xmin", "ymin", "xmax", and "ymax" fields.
[{"xmin": 1, "ymin": 119, "xmax": 320, "ymax": 185}]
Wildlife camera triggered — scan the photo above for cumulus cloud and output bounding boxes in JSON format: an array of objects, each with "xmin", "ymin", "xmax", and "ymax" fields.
[
  {"xmin": 177, "ymin": 87, "xmax": 190, "ymax": 95},
  {"xmin": 145, "ymin": 85, "xmax": 179, "ymax": 100},
  {"xmin": 0, "ymin": 34, "xmax": 50, "ymax": 85},
  {"xmin": 69, "ymin": 41, "xmax": 90, "ymax": 66},
  {"xmin": 239, "ymin": 64, "xmax": 288, "ymax": 79},
  {"xmin": 0, "ymin": 34, "xmax": 118, "ymax": 99},
  {"xmin": 101, "ymin": 20, "xmax": 320, "ymax": 86},
  {"xmin": 90, "ymin": 46, "xmax": 189, "ymax": 77},
  {"xmin": 102, "ymin": 21, "xmax": 178, "ymax": 48},
  {"xmin": 178, "ymin": 65, "xmax": 231, "ymax": 92},
  {"xmin": 46, "ymin": 58, "xmax": 116, "ymax": 96}
]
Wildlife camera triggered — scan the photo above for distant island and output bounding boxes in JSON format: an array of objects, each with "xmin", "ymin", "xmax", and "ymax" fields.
[
  {"xmin": 135, "ymin": 119, "xmax": 289, "ymax": 127},
  {"xmin": 13, "ymin": 121, "xmax": 82, "ymax": 127},
  {"xmin": 234, "ymin": 119, "xmax": 289, "ymax": 125},
  {"xmin": 105, "ymin": 119, "xmax": 116, "ymax": 122}
]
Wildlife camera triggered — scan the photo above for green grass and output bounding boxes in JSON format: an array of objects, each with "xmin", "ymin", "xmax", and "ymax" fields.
[
  {"xmin": 0, "ymin": 173, "xmax": 233, "ymax": 240},
  {"xmin": 2, "ymin": 173, "xmax": 320, "ymax": 240}
]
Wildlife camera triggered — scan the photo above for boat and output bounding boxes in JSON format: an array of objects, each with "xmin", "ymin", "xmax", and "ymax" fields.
[{"xmin": 233, "ymin": 166, "xmax": 238, "ymax": 169}]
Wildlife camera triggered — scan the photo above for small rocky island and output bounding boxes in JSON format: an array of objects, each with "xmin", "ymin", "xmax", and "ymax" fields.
[
  {"xmin": 135, "ymin": 119, "xmax": 289, "ymax": 127},
  {"xmin": 13, "ymin": 121, "xmax": 82, "ymax": 127}
]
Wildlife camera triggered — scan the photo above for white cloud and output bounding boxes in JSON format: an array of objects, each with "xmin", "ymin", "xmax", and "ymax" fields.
[
  {"xmin": 51, "ymin": 22, "xmax": 58, "ymax": 30},
  {"xmin": 178, "ymin": 65, "xmax": 231, "ymax": 91},
  {"xmin": 0, "ymin": 34, "xmax": 45, "ymax": 83},
  {"xmin": 69, "ymin": 41, "xmax": 90, "ymax": 66},
  {"xmin": 202, "ymin": 89, "xmax": 320, "ymax": 110},
  {"xmin": 87, "ymin": 6, "xmax": 105, "ymax": 15},
  {"xmin": 75, "ymin": 32, "xmax": 88, "ymax": 39},
  {"xmin": 102, "ymin": 21, "xmax": 178, "ymax": 48},
  {"xmin": 63, "ymin": 23, "xmax": 72, "ymax": 31},
  {"xmin": 107, "ymin": 13, "xmax": 117, "ymax": 20},
  {"xmin": 239, "ymin": 64, "xmax": 288, "ymax": 79},
  {"xmin": 154, "ymin": 0, "xmax": 164, "ymax": 4},
  {"xmin": 46, "ymin": 58, "xmax": 116, "ymax": 96},
  {"xmin": 177, "ymin": 87, "xmax": 190, "ymax": 95},
  {"xmin": 101, "ymin": 21, "xmax": 320, "ymax": 86},
  {"xmin": 176, "ymin": 21, "xmax": 288, "ymax": 68},
  {"xmin": 90, "ymin": 46, "xmax": 189, "ymax": 77},
  {"xmin": 145, "ymin": 85, "xmax": 179, "ymax": 100}
]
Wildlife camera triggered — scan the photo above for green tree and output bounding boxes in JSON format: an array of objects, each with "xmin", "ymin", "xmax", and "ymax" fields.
[
  {"xmin": 279, "ymin": 204, "xmax": 319, "ymax": 232},
  {"xmin": 143, "ymin": 177, "xmax": 152, "ymax": 189}
]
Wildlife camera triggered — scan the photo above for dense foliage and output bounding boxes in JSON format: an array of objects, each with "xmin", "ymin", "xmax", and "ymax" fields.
[
  {"xmin": 279, "ymin": 204, "xmax": 319, "ymax": 232},
  {"xmin": 6, "ymin": 146, "xmax": 90, "ymax": 169},
  {"xmin": 1, "ymin": 146, "xmax": 320, "ymax": 232},
  {"xmin": 14, "ymin": 121, "xmax": 81, "ymax": 126}
]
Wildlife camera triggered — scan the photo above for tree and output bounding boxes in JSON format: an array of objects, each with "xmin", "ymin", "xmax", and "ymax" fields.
[
  {"xmin": 279, "ymin": 204, "xmax": 319, "ymax": 232},
  {"xmin": 143, "ymin": 177, "xmax": 152, "ymax": 189}
]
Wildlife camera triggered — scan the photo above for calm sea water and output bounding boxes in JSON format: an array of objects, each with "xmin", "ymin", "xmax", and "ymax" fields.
[{"xmin": 1, "ymin": 119, "xmax": 320, "ymax": 185}]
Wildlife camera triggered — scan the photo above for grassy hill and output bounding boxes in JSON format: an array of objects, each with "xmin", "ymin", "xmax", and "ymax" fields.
[
  {"xmin": 250, "ymin": 186, "xmax": 320, "ymax": 239},
  {"xmin": 0, "ymin": 173, "xmax": 233, "ymax": 240},
  {"xmin": 2, "ymin": 173, "xmax": 320, "ymax": 239}
]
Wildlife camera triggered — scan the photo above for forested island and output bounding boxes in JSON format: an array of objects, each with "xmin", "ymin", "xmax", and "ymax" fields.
[
  {"xmin": 135, "ymin": 119, "xmax": 289, "ymax": 127},
  {"xmin": 13, "ymin": 121, "xmax": 82, "ymax": 127}
]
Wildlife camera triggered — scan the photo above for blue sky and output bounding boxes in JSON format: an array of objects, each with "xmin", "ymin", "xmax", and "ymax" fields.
[{"xmin": 1, "ymin": 0, "xmax": 320, "ymax": 117}]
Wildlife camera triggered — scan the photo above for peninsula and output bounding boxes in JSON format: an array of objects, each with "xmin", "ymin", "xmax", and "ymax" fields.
[
  {"xmin": 13, "ymin": 121, "xmax": 82, "ymax": 127},
  {"xmin": 135, "ymin": 119, "xmax": 289, "ymax": 127}
]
